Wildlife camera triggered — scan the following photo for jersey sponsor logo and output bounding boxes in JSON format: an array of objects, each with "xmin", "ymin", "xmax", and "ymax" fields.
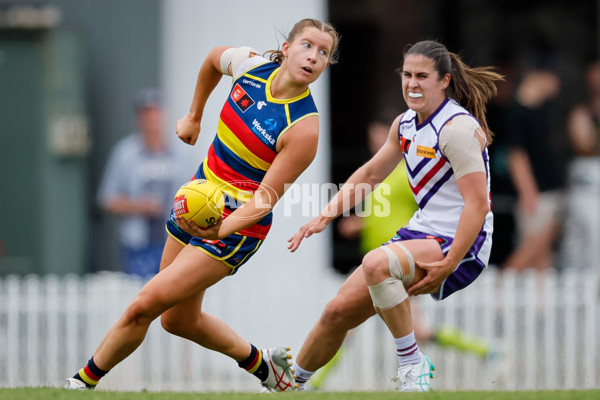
[
  {"xmin": 241, "ymin": 78, "xmax": 262, "ymax": 89},
  {"xmin": 416, "ymin": 145, "xmax": 436, "ymax": 158},
  {"xmin": 264, "ymin": 118, "xmax": 277, "ymax": 131},
  {"xmin": 399, "ymin": 121, "xmax": 415, "ymax": 135},
  {"xmin": 231, "ymin": 83, "xmax": 255, "ymax": 112},
  {"xmin": 257, "ymin": 101, "xmax": 267, "ymax": 110},
  {"xmin": 252, "ymin": 118, "xmax": 276, "ymax": 145},
  {"xmin": 173, "ymin": 195, "xmax": 189, "ymax": 216}
]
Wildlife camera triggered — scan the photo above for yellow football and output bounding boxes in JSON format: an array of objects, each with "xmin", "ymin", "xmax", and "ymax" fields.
[{"xmin": 173, "ymin": 179, "xmax": 225, "ymax": 228}]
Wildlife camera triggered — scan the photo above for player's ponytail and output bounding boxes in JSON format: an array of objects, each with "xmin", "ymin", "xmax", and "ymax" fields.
[{"xmin": 448, "ymin": 54, "xmax": 503, "ymax": 143}]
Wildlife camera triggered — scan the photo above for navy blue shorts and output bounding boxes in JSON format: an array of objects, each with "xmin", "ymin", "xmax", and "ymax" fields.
[
  {"xmin": 166, "ymin": 210, "xmax": 263, "ymax": 275},
  {"xmin": 387, "ymin": 227, "xmax": 487, "ymax": 301}
]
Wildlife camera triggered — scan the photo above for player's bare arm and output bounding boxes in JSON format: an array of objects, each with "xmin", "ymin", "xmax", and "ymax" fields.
[
  {"xmin": 288, "ymin": 115, "xmax": 403, "ymax": 252},
  {"xmin": 176, "ymin": 46, "xmax": 229, "ymax": 145},
  {"xmin": 409, "ymin": 119, "xmax": 489, "ymax": 295},
  {"xmin": 187, "ymin": 116, "xmax": 319, "ymax": 240}
]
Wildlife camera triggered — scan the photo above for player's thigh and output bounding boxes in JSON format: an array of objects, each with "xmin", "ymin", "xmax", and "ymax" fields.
[
  {"xmin": 137, "ymin": 244, "xmax": 231, "ymax": 314},
  {"xmin": 160, "ymin": 235, "xmax": 185, "ymax": 272}
]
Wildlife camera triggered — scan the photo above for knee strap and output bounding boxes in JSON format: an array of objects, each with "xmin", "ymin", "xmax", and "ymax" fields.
[
  {"xmin": 381, "ymin": 242, "xmax": 415, "ymax": 285},
  {"xmin": 367, "ymin": 278, "xmax": 408, "ymax": 310}
]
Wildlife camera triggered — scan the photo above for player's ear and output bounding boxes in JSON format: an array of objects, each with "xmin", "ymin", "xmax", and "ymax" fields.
[
  {"xmin": 282, "ymin": 41, "xmax": 290, "ymax": 58},
  {"xmin": 441, "ymin": 73, "xmax": 451, "ymax": 90}
]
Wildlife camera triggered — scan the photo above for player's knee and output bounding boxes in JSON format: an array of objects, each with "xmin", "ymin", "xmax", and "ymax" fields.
[
  {"xmin": 364, "ymin": 243, "xmax": 416, "ymax": 286},
  {"xmin": 160, "ymin": 313, "xmax": 184, "ymax": 335},
  {"xmin": 122, "ymin": 295, "xmax": 160, "ymax": 327},
  {"xmin": 361, "ymin": 249, "xmax": 389, "ymax": 283}
]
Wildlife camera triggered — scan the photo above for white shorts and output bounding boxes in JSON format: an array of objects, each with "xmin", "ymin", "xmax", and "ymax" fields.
[{"xmin": 515, "ymin": 190, "xmax": 565, "ymax": 238}]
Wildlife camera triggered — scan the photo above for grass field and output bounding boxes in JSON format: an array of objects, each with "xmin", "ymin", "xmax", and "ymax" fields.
[{"xmin": 1, "ymin": 388, "xmax": 599, "ymax": 400}]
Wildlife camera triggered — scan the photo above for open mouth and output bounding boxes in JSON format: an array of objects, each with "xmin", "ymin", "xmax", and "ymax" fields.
[
  {"xmin": 408, "ymin": 92, "xmax": 423, "ymax": 99},
  {"xmin": 302, "ymin": 66, "xmax": 313, "ymax": 73}
]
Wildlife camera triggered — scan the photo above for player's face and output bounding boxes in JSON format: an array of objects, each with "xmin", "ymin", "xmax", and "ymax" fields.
[
  {"xmin": 401, "ymin": 54, "xmax": 450, "ymax": 122},
  {"xmin": 282, "ymin": 27, "xmax": 333, "ymax": 86}
]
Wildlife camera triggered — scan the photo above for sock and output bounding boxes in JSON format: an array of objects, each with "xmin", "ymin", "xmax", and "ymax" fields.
[
  {"xmin": 292, "ymin": 361, "xmax": 315, "ymax": 390},
  {"xmin": 394, "ymin": 331, "xmax": 422, "ymax": 366},
  {"xmin": 73, "ymin": 357, "xmax": 108, "ymax": 388},
  {"xmin": 238, "ymin": 344, "xmax": 269, "ymax": 382}
]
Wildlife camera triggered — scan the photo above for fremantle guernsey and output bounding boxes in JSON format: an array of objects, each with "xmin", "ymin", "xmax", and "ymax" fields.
[
  {"xmin": 194, "ymin": 57, "xmax": 319, "ymax": 239},
  {"xmin": 398, "ymin": 98, "xmax": 493, "ymax": 262}
]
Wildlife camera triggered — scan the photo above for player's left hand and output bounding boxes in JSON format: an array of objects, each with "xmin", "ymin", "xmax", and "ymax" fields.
[
  {"xmin": 407, "ymin": 258, "xmax": 454, "ymax": 296},
  {"xmin": 176, "ymin": 216, "xmax": 223, "ymax": 240}
]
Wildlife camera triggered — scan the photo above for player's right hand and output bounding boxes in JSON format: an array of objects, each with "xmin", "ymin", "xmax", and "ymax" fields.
[
  {"xmin": 176, "ymin": 113, "xmax": 201, "ymax": 145},
  {"xmin": 287, "ymin": 215, "xmax": 330, "ymax": 252}
]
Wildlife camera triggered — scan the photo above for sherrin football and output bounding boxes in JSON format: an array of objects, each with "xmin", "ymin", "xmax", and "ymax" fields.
[{"xmin": 173, "ymin": 179, "xmax": 225, "ymax": 227}]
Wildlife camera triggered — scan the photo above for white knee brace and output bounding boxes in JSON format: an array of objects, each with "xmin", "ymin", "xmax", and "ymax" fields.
[
  {"xmin": 368, "ymin": 278, "xmax": 408, "ymax": 310},
  {"xmin": 381, "ymin": 242, "xmax": 415, "ymax": 285},
  {"xmin": 367, "ymin": 242, "xmax": 415, "ymax": 310}
]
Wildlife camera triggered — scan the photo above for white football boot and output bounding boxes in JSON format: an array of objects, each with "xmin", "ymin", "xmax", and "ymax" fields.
[
  {"xmin": 396, "ymin": 354, "xmax": 435, "ymax": 392},
  {"xmin": 64, "ymin": 377, "xmax": 89, "ymax": 390},
  {"xmin": 260, "ymin": 347, "xmax": 298, "ymax": 392}
]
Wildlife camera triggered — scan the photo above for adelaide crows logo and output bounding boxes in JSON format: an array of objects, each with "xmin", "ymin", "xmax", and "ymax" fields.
[{"xmin": 231, "ymin": 83, "xmax": 255, "ymax": 112}]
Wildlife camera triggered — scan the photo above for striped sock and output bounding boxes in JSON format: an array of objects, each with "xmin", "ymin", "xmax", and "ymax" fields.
[
  {"xmin": 238, "ymin": 344, "xmax": 269, "ymax": 382},
  {"xmin": 292, "ymin": 361, "xmax": 314, "ymax": 389},
  {"xmin": 73, "ymin": 357, "xmax": 108, "ymax": 388},
  {"xmin": 394, "ymin": 331, "xmax": 422, "ymax": 366}
]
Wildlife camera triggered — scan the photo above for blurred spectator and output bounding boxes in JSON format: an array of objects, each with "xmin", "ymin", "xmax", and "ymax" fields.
[
  {"xmin": 97, "ymin": 89, "xmax": 188, "ymax": 276},
  {"xmin": 486, "ymin": 62, "xmax": 518, "ymax": 267},
  {"xmin": 502, "ymin": 66, "xmax": 566, "ymax": 272},
  {"xmin": 560, "ymin": 60, "xmax": 600, "ymax": 270}
]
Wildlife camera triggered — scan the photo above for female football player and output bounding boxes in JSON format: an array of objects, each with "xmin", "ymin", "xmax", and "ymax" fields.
[
  {"xmin": 288, "ymin": 39, "xmax": 503, "ymax": 392},
  {"xmin": 66, "ymin": 18, "xmax": 339, "ymax": 392}
]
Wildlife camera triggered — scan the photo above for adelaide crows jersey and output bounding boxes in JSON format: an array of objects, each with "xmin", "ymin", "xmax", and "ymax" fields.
[{"xmin": 195, "ymin": 56, "xmax": 319, "ymax": 239}]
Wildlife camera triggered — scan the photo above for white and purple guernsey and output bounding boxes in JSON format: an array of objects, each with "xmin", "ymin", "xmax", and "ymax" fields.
[{"xmin": 395, "ymin": 97, "xmax": 493, "ymax": 299}]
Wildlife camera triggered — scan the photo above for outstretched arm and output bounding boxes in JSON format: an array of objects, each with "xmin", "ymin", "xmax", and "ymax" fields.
[{"xmin": 288, "ymin": 115, "xmax": 404, "ymax": 252}]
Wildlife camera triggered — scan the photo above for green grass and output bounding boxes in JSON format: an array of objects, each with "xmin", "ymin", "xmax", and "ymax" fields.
[{"xmin": 0, "ymin": 388, "xmax": 599, "ymax": 400}]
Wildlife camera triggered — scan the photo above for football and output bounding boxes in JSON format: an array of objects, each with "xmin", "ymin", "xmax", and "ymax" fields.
[{"xmin": 173, "ymin": 179, "xmax": 225, "ymax": 227}]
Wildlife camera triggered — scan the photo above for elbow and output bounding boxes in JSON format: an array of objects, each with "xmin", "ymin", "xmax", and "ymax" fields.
[
  {"xmin": 466, "ymin": 196, "xmax": 491, "ymax": 218},
  {"xmin": 476, "ymin": 198, "xmax": 491, "ymax": 217}
]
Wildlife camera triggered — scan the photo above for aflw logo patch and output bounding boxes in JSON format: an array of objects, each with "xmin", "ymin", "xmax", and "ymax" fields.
[
  {"xmin": 231, "ymin": 83, "xmax": 255, "ymax": 112},
  {"xmin": 401, "ymin": 137, "xmax": 411, "ymax": 153}
]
